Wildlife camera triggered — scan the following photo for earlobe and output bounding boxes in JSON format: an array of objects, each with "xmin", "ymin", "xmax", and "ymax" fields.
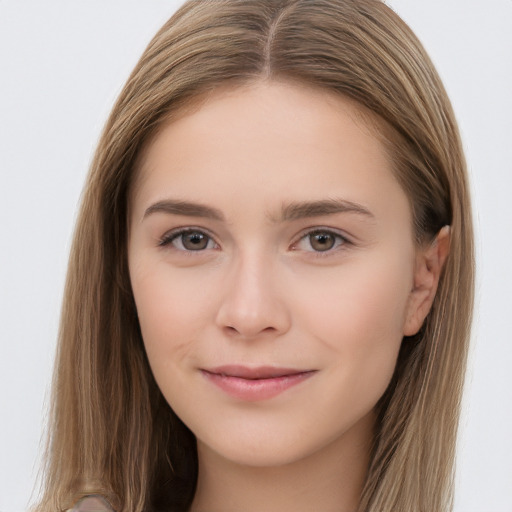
[{"xmin": 403, "ymin": 226, "xmax": 451, "ymax": 336}]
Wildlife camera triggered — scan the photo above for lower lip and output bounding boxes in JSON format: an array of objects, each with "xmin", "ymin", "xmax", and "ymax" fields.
[{"xmin": 201, "ymin": 370, "xmax": 316, "ymax": 401}]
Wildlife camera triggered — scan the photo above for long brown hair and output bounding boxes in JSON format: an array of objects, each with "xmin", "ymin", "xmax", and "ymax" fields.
[{"xmin": 34, "ymin": 1, "xmax": 474, "ymax": 510}]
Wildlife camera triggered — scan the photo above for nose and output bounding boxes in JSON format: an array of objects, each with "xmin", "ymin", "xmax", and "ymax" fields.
[{"xmin": 215, "ymin": 251, "xmax": 291, "ymax": 340}]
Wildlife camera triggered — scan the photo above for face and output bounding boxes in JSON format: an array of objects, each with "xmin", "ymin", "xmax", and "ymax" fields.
[{"xmin": 128, "ymin": 81, "xmax": 422, "ymax": 468}]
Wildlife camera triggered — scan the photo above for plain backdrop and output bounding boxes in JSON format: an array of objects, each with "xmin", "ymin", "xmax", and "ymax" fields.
[{"xmin": 0, "ymin": 1, "xmax": 511, "ymax": 511}]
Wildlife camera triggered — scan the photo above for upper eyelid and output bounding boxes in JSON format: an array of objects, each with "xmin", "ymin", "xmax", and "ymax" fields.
[
  {"xmin": 163, "ymin": 225, "xmax": 215, "ymax": 234},
  {"xmin": 159, "ymin": 225, "xmax": 348, "ymax": 239},
  {"xmin": 160, "ymin": 226, "xmax": 218, "ymax": 243},
  {"xmin": 292, "ymin": 227, "xmax": 351, "ymax": 245}
]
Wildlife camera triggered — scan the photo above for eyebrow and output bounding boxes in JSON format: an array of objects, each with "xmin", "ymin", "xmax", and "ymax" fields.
[
  {"xmin": 144, "ymin": 199, "xmax": 225, "ymax": 221},
  {"xmin": 278, "ymin": 198, "xmax": 374, "ymax": 222},
  {"xmin": 142, "ymin": 197, "xmax": 374, "ymax": 223}
]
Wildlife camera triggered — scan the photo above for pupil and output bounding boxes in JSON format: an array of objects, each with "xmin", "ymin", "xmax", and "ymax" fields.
[
  {"xmin": 184, "ymin": 232, "xmax": 207, "ymax": 250},
  {"xmin": 311, "ymin": 233, "xmax": 334, "ymax": 251}
]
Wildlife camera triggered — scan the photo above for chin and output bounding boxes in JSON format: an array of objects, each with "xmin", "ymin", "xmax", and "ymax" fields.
[
  {"xmin": 194, "ymin": 408, "xmax": 375, "ymax": 470},
  {"xmin": 199, "ymin": 436, "xmax": 319, "ymax": 468}
]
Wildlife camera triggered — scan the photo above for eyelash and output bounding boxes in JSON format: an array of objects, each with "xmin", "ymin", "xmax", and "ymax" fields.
[
  {"xmin": 291, "ymin": 229, "xmax": 350, "ymax": 257},
  {"xmin": 159, "ymin": 228, "xmax": 219, "ymax": 254},
  {"xmin": 158, "ymin": 227, "xmax": 351, "ymax": 258}
]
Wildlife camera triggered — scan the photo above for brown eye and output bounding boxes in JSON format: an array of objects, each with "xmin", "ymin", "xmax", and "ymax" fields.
[
  {"xmin": 181, "ymin": 231, "xmax": 210, "ymax": 250},
  {"xmin": 160, "ymin": 229, "xmax": 216, "ymax": 251},
  {"xmin": 309, "ymin": 232, "xmax": 336, "ymax": 251},
  {"xmin": 291, "ymin": 229, "xmax": 348, "ymax": 255}
]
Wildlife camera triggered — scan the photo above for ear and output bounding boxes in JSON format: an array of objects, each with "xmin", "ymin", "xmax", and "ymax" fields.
[{"xmin": 403, "ymin": 226, "xmax": 451, "ymax": 336}]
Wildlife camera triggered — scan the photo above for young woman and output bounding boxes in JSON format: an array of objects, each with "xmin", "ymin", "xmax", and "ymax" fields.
[{"xmin": 35, "ymin": 0, "xmax": 474, "ymax": 510}]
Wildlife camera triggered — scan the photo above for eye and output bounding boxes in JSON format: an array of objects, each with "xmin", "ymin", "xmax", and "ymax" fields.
[
  {"xmin": 159, "ymin": 228, "xmax": 217, "ymax": 251},
  {"xmin": 293, "ymin": 229, "xmax": 348, "ymax": 254}
]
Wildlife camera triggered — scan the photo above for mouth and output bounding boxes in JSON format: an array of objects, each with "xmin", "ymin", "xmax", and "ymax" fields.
[{"xmin": 200, "ymin": 365, "xmax": 317, "ymax": 401}]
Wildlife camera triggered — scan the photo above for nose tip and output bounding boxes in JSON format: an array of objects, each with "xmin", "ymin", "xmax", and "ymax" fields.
[{"xmin": 214, "ymin": 258, "xmax": 291, "ymax": 340}]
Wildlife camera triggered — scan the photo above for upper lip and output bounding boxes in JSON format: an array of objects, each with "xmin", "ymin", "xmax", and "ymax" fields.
[{"xmin": 203, "ymin": 365, "xmax": 314, "ymax": 380}]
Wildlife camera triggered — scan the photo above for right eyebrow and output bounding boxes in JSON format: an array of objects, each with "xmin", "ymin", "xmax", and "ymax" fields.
[{"xmin": 143, "ymin": 199, "xmax": 225, "ymax": 222}]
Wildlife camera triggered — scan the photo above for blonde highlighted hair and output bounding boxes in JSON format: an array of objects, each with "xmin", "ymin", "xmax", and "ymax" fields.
[{"xmin": 35, "ymin": 1, "xmax": 474, "ymax": 510}]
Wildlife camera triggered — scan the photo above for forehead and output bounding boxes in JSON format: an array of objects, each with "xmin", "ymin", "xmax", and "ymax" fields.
[{"xmin": 130, "ymin": 81, "xmax": 409, "ymax": 226}]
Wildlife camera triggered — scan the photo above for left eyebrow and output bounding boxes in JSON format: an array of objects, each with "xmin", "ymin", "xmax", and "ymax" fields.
[{"xmin": 273, "ymin": 198, "xmax": 375, "ymax": 223}]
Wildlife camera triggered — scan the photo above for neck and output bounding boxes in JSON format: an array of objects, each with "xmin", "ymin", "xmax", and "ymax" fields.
[{"xmin": 190, "ymin": 410, "xmax": 375, "ymax": 512}]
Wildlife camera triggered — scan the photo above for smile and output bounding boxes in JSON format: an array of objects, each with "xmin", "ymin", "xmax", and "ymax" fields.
[{"xmin": 200, "ymin": 365, "xmax": 317, "ymax": 401}]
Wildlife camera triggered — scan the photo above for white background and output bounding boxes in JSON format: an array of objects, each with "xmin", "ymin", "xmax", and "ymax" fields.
[{"xmin": 0, "ymin": 1, "xmax": 511, "ymax": 511}]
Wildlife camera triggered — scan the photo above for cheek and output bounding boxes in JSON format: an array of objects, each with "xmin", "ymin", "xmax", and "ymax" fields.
[
  {"xmin": 129, "ymin": 262, "xmax": 218, "ymax": 367},
  {"xmin": 292, "ymin": 253, "xmax": 413, "ymax": 391}
]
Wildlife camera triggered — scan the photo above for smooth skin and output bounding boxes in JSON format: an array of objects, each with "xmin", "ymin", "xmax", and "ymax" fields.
[{"xmin": 128, "ymin": 81, "xmax": 449, "ymax": 512}]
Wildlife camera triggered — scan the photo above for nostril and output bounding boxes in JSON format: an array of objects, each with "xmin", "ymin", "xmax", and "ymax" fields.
[{"xmin": 222, "ymin": 324, "xmax": 278, "ymax": 339}]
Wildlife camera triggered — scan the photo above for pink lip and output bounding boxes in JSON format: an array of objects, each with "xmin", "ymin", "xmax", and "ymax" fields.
[{"xmin": 201, "ymin": 365, "xmax": 316, "ymax": 401}]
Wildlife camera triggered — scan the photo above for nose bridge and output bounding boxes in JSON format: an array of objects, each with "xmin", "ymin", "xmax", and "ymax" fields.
[{"xmin": 215, "ymin": 245, "xmax": 290, "ymax": 338}]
